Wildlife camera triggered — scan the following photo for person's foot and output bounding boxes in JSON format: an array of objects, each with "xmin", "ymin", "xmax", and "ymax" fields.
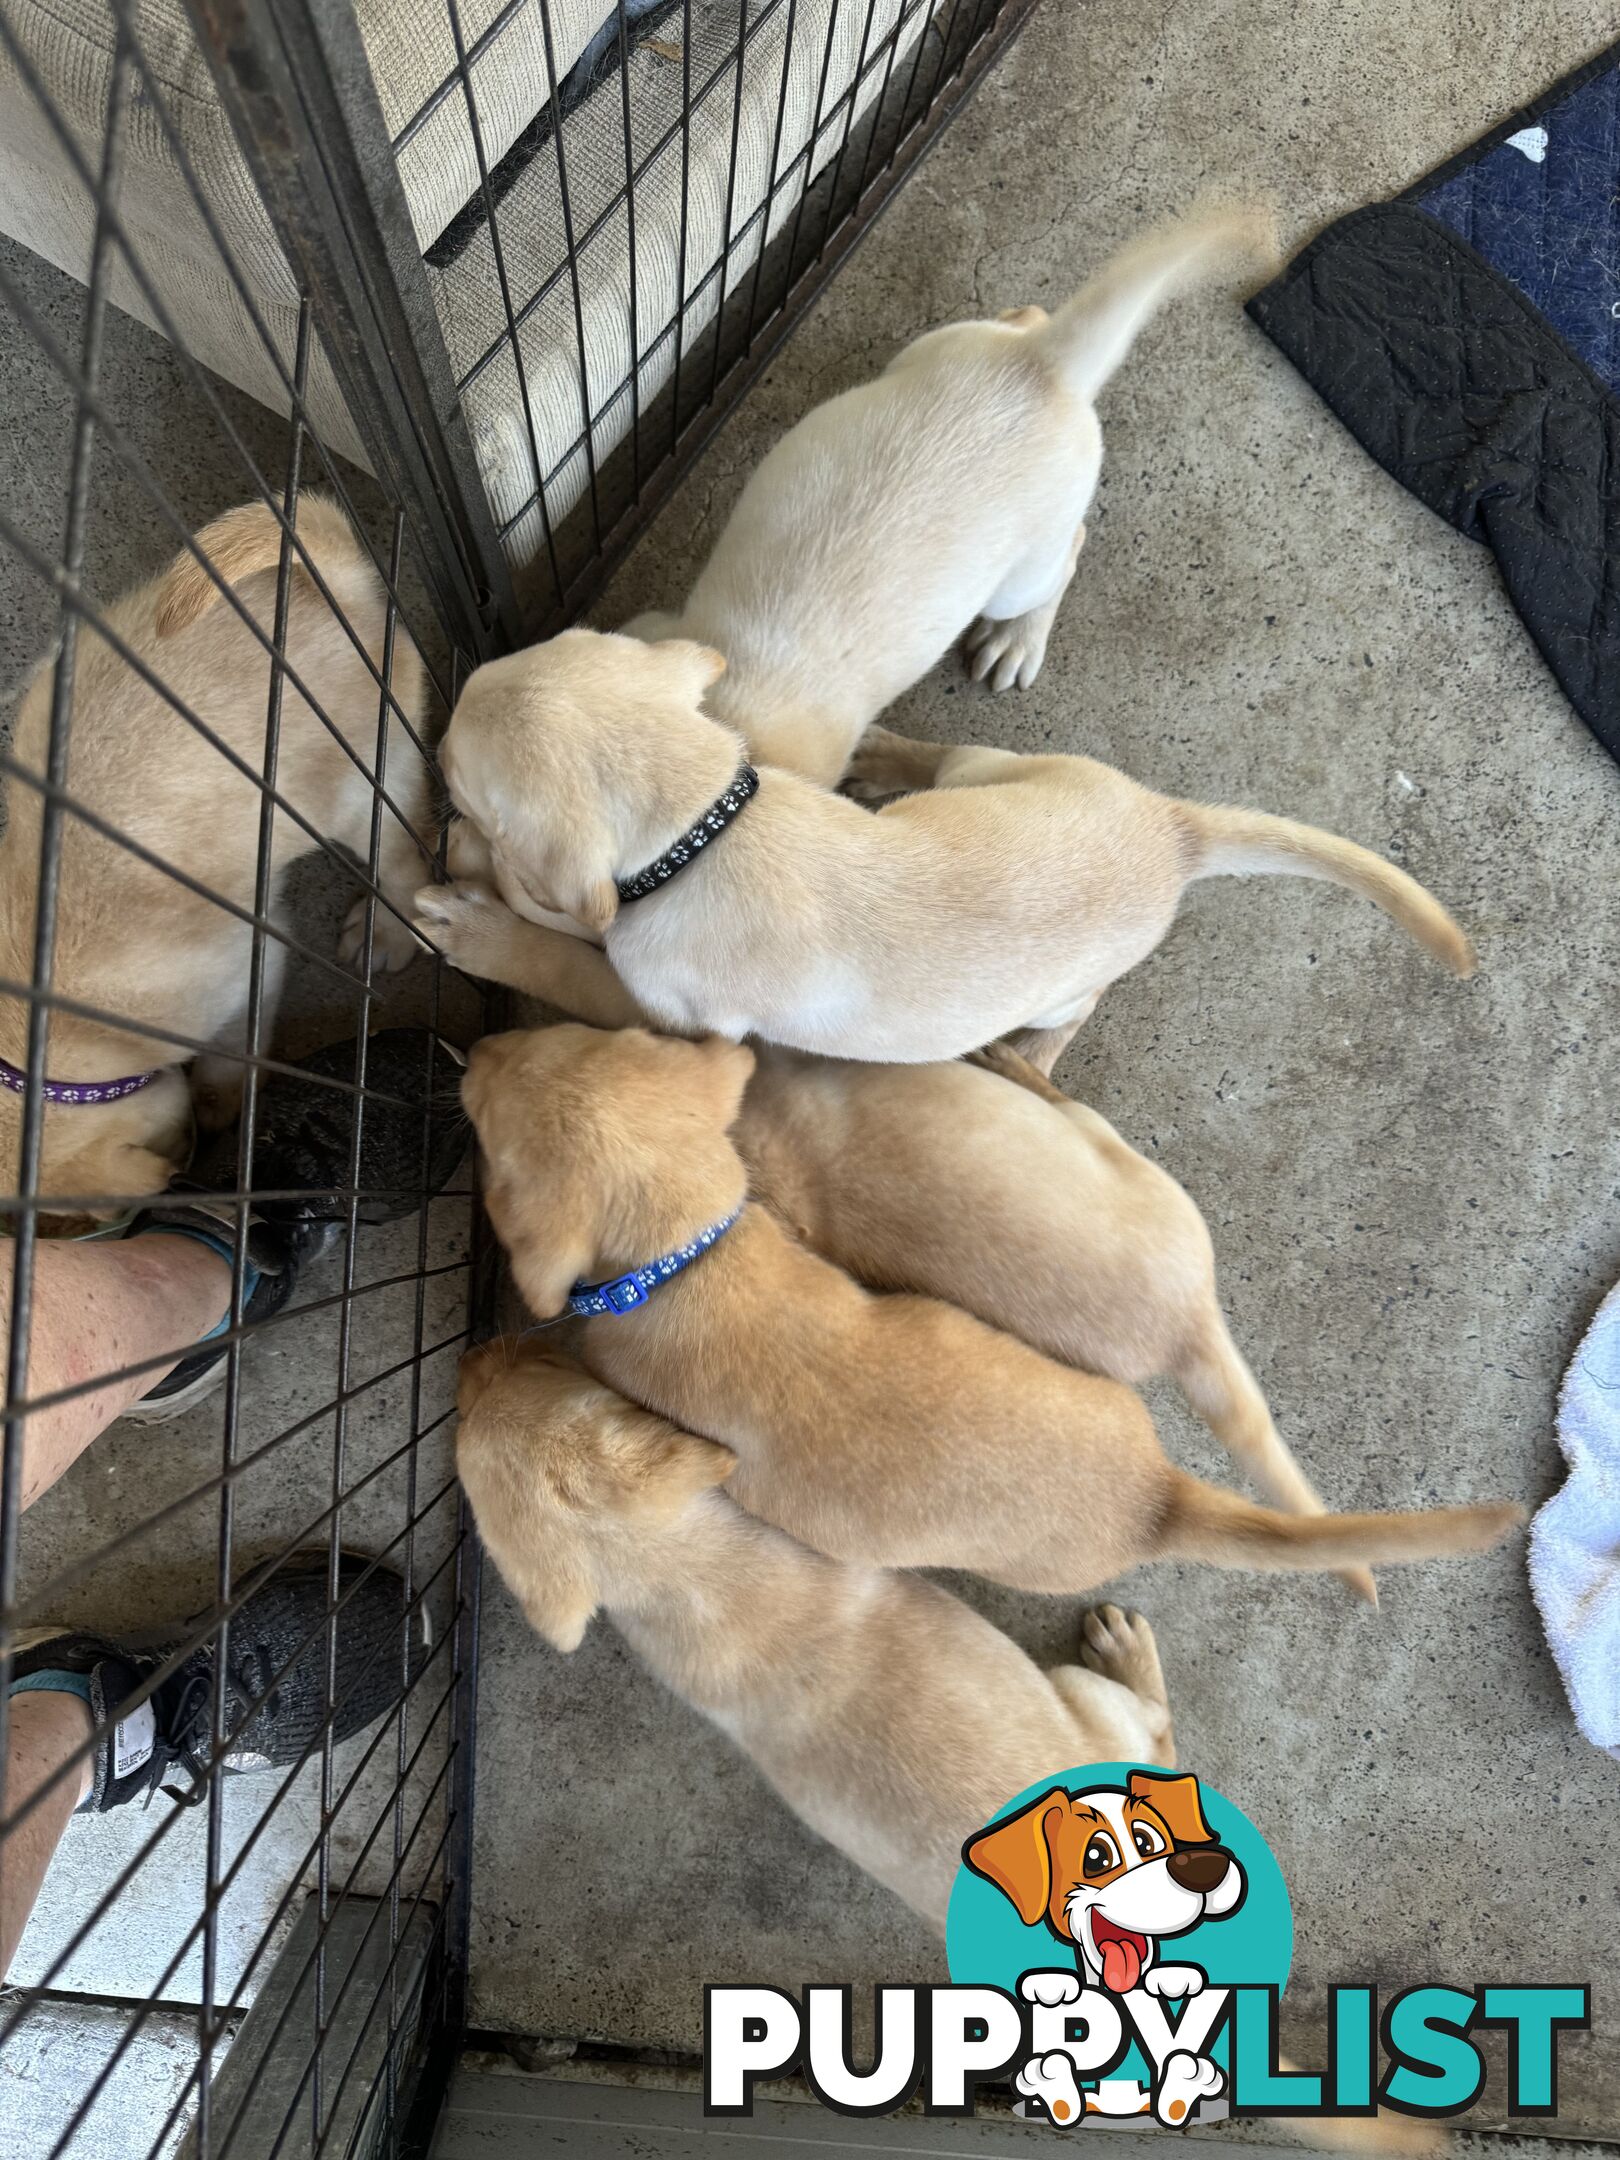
[
  {"xmin": 10, "ymin": 1549, "xmax": 425, "ymax": 1812},
  {"xmin": 122, "ymin": 1029, "xmax": 468, "ymax": 1423}
]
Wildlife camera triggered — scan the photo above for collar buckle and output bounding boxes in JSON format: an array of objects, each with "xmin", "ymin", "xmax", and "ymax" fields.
[{"xmin": 600, "ymin": 1273, "xmax": 649, "ymax": 1314}]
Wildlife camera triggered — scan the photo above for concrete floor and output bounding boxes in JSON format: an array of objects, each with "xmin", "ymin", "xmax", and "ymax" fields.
[
  {"xmin": 0, "ymin": 234, "xmax": 480, "ymax": 2154},
  {"xmin": 464, "ymin": 0, "xmax": 1620, "ymax": 2140}
]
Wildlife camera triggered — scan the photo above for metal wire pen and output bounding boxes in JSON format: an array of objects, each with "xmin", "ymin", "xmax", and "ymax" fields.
[{"xmin": 0, "ymin": 2, "xmax": 1031, "ymax": 2151}]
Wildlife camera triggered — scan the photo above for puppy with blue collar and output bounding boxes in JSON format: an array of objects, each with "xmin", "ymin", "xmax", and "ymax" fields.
[
  {"xmin": 399, "ymin": 889, "xmax": 1388, "ymax": 1597},
  {"xmin": 455, "ymin": 1338, "xmax": 1173, "ymax": 1930},
  {"xmin": 460, "ymin": 1022, "xmax": 1521, "ymax": 1601}
]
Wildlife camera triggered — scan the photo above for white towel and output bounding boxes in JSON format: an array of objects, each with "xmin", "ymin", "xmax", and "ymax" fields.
[{"xmin": 1529, "ymin": 1278, "xmax": 1620, "ymax": 1760}]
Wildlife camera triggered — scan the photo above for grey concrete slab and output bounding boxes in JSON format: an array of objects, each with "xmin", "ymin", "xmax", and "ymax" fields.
[
  {"xmin": 0, "ymin": 2001, "xmax": 206, "ymax": 2160},
  {"xmin": 430, "ymin": 2060, "xmax": 1620, "ymax": 2160},
  {"xmin": 464, "ymin": 0, "xmax": 1620, "ymax": 2140}
]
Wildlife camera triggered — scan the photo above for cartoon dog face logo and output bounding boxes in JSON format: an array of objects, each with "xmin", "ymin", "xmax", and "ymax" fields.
[{"xmin": 964, "ymin": 1770, "xmax": 1245, "ymax": 1992}]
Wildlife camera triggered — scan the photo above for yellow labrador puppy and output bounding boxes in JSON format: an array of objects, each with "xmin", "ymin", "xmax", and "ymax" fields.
[
  {"xmin": 418, "ymin": 627, "xmax": 1472, "ymax": 1068},
  {"xmin": 457, "ymin": 1338, "xmax": 1173, "ymax": 1931},
  {"xmin": 618, "ymin": 207, "xmax": 1276, "ymax": 784},
  {"xmin": 460, "ymin": 1340, "xmax": 1452, "ymax": 2157},
  {"xmin": 0, "ymin": 496, "xmax": 437, "ymax": 1212},
  {"xmin": 462, "ymin": 1024, "xmax": 1520, "ymax": 1597},
  {"xmin": 393, "ymin": 887, "xmax": 1371, "ymax": 1595}
]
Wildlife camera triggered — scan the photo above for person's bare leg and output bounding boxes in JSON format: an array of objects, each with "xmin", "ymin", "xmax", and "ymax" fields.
[
  {"xmin": 1, "ymin": 1689, "xmax": 91, "ymax": 1973},
  {"xmin": 413, "ymin": 884, "xmax": 653, "ymax": 1026},
  {"xmin": 0, "ymin": 1234, "xmax": 231, "ymax": 1509}
]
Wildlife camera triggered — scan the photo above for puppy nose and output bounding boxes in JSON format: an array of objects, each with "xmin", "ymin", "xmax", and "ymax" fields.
[{"xmin": 1166, "ymin": 1848, "xmax": 1229, "ymax": 1894}]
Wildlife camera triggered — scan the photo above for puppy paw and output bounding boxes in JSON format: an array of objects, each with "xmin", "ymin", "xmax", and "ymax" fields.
[
  {"xmin": 841, "ymin": 725, "xmax": 941, "ymax": 802},
  {"xmin": 1021, "ymin": 1969, "xmax": 1083, "ymax": 2008},
  {"xmin": 1080, "ymin": 1604, "xmax": 1167, "ymax": 1709},
  {"xmin": 965, "ymin": 608, "xmax": 1053, "ymax": 693},
  {"xmin": 190, "ymin": 1055, "xmax": 243, "ymax": 1134},
  {"xmin": 412, "ymin": 880, "xmax": 522, "ymax": 982},
  {"xmin": 1016, "ymin": 2051, "xmax": 1085, "ymax": 2128},
  {"xmin": 1154, "ymin": 2050, "xmax": 1223, "ymax": 2128},
  {"xmin": 338, "ymin": 895, "xmax": 423, "ymax": 978},
  {"xmin": 963, "ymin": 1039, "xmax": 1070, "ymax": 1105}
]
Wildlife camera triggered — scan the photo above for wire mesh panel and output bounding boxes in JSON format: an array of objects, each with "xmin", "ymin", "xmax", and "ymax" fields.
[
  {"xmin": 409, "ymin": 0, "xmax": 1038, "ymax": 619},
  {"xmin": 0, "ymin": 2, "xmax": 502, "ymax": 2153},
  {"xmin": 0, "ymin": 0, "xmax": 1032, "ymax": 2149}
]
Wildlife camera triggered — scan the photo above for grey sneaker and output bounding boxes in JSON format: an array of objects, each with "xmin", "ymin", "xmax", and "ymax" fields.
[{"xmin": 10, "ymin": 1550, "xmax": 426, "ymax": 1811}]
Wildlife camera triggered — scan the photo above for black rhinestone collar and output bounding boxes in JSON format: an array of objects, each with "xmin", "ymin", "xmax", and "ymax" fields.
[{"xmin": 615, "ymin": 764, "xmax": 759, "ymax": 905}]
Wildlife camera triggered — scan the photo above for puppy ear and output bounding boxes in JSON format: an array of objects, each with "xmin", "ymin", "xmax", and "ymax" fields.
[
  {"xmin": 963, "ymin": 1789, "xmax": 1066, "ymax": 1926},
  {"xmin": 549, "ymin": 834, "xmax": 619, "ymax": 936},
  {"xmin": 454, "ymin": 1370, "xmax": 599, "ymax": 1654},
  {"xmin": 1128, "ymin": 1770, "xmax": 1216, "ymax": 1847},
  {"xmin": 507, "ymin": 837, "xmax": 619, "ymax": 938},
  {"xmin": 480, "ymin": 1158, "xmax": 605, "ymax": 1321},
  {"xmin": 508, "ymin": 1236, "xmax": 596, "ymax": 1324},
  {"xmin": 621, "ymin": 1422, "xmax": 739, "ymax": 1523},
  {"xmin": 154, "ymin": 502, "xmax": 286, "ymax": 636},
  {"xmin": 654, "ymin": 638, "xmax": 727, "ymax": 694},
  {"xmin": 516, "ymin": 1568, "xmax": 598, "ymax": 1655}
]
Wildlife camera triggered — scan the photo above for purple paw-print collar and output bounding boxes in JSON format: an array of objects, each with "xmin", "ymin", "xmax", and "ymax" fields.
[{"xmin": 0, "ymin": 1053, "xmax": 164, "ymax": 1107}]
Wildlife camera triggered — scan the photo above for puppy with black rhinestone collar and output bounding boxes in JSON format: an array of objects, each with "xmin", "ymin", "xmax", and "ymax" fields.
[{"xmin": 418, "ymin": 624, "xmax": 1473, "ymax": 1069}]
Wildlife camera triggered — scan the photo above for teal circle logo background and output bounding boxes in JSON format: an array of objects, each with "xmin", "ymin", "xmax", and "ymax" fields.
[{"xmin": 946, "ymin": 1763, "xmax": 1292, "ymax": 2082}]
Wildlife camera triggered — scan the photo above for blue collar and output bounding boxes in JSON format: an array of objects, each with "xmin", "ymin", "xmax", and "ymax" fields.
[{"xmin": 567, "ymin": 1207, "xmax": 742, "ymax": 1318}]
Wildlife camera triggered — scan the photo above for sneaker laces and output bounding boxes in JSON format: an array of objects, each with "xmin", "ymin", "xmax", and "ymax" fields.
[
  {"xmin": 145, "ymin": 1627, "xmax": 288, "ymax": 1804},
  {"xmin": 142, "ymin": 1664, "xmax": 215, "ymax": 1808}
]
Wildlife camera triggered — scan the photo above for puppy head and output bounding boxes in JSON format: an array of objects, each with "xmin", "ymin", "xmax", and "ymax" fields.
[
  {"xmin": 964, "ymin": 1774, "xmax": 1243, "ymax": 1988},
  {"xmin": 440, "ymin": 629, "xmax": 730, "ymax": 936},
  {"xmin": 456, "ymin": 1337, "xmax": 736, "ymax": 1651},
  {"xmin": 462, "ymin": 1023, "xmax": 754, "ymax": 1321}
]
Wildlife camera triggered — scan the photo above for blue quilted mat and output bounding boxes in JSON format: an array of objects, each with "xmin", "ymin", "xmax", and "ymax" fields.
[
  {"xmin": 1415, "ymin": 54, "xmax": 1620, "ymax": 393},
  {"xmin": 1249, "ymin": 41, "xmax": 1620, "ymax": 766}
]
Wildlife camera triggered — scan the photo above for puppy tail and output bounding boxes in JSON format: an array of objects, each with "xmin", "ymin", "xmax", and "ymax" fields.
[
  {"xmin": 1155, "ymin": 1469, "xmax": 1524, "ymax": 1574},
  {"xmin": 154, "ymin": 493, "xmax": 363, "ymax": 638},
  {"xmin": 1175, "ymin": 1325, "xmax": 1377, "ymax": 1606},
  {"xmin": 1033, "ymin": 204, "xmax": 1278, "ymax": 405},
  {"xmin": 1177, "ymin": 801, "xmax": 1476, "ymax": 976}
]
